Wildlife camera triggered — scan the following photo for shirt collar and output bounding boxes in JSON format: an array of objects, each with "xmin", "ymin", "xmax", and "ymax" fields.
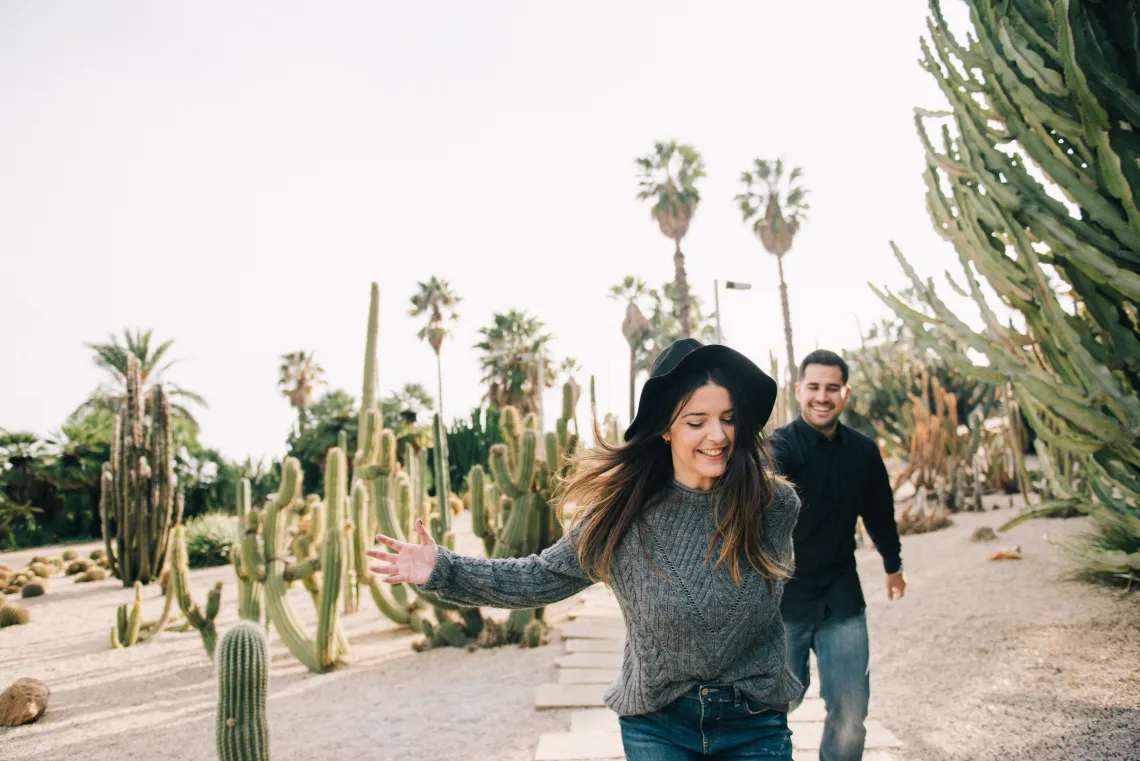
[{"xmin": 793, "ymin": 415, "xmax": 843, "ymax": 448}]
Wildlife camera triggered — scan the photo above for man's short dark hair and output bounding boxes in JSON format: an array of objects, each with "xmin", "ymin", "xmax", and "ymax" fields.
[{"xmin": 798, "ymin": 350, "xmax": 848, "ymax": 385}]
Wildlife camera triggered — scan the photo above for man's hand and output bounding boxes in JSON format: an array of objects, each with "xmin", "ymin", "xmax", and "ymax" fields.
[{"xmin": 886, "ymin": 571, "xmax": 906, "ymax": 601}]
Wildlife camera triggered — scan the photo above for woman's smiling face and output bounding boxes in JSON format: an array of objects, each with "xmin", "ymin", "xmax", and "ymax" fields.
[{"xmin": 666, "ymin": 381, "xmax": 735, "ymax": 490}]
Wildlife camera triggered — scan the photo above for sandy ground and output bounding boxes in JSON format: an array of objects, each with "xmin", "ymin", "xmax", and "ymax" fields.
[
  {"xmin": 2, "ymin": 500, "xmax": 1138, "ymax": 761},
  {"xmin": 866, "ymin": 498, "xmax": 1140, "ymax": 761}
]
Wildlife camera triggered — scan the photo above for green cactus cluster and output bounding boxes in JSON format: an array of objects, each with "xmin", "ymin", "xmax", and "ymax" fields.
[
  {"xmin": 216, "ymin": 621, "xmax": 270, "ymax": 761},
  {"xmin": 20, "ymin": 580, "xmax": 46, "ymax": 598},
  {"xmin": 878, "ymin": 0, "xmax": 1140, "ymax": 580},
  {"xmin": 466, "ymin": 381, "xmax": 579, "ymax": 646},
  {"xmin": 258, "ymin": 454, "xmax": 351, "ymax": 673},
  {"xmin": 100, "ymin": 352, "xmax": 176, "ymax": 586}
]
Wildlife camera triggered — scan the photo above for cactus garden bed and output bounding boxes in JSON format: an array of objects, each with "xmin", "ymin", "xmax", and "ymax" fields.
[{"xmin": 0, "ymin": 519, "xmax": 580, "ymax": 761}]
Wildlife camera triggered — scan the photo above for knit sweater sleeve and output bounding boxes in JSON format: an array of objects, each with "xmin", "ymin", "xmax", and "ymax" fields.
[
  {"xmin": 767, "ymin": 480, "xmax": 801, "ymax": 571},
  {"xmin": 417, "ymin": 533, "xmax": 594, "ymax": 609}
]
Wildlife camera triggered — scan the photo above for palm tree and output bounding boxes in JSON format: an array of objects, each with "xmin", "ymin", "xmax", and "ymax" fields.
[
  {"xmin": 608, "ymin": 276, "xmax": 651, "ymax": 421},
  {"xmin": 474, "ymin": 310, "xmax": 554, "ymax": 416},
  {"xmin": 636, "ymin": 141, "xmax": 706, "ymax": 339},
  {"xmin": 736, "ymin": 158, "xmax": 810, "ymax": 388},
  {"xmin": 409, "ymin": 277, "xmax": 461, "ymax": 421},
  {"xmin": 278, "ymin": 351, "xmax": 325, "ymax": 433},
  {"xmin": 78, "ymin": 329, "xmax": 206, "ymax": 429}
]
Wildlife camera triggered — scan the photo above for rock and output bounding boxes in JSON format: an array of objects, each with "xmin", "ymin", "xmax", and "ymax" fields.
[
  {"xmin": 0, "ymin": 678, "xmax": 50, "ymax": 726},
  {"xmin": 970, "ymin": 526, "xmax": 998, "ymax": 542}
]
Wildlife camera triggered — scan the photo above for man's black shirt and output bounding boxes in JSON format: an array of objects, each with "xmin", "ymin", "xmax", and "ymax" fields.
[{"xmin": 771, "ymin": 416, "xmax": 902, "ymax": 624}]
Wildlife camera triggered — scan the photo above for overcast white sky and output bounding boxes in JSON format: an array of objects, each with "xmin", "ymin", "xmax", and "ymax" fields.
[{"xmin": 1, "ymin": 1, "xmax": 973, "ymax": 461}]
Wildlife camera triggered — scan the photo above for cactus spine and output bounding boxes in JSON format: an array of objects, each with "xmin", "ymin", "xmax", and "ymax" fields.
[
  {"xmin": 100, "ymin": 353, "xmax": 175, "ymax": 586},
  {"xmin": 216, "ymin": 621, "xmax": 270, "ymax": 761}
]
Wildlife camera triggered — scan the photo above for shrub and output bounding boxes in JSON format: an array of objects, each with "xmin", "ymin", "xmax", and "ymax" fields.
[{"xmin": 182, "ymin": 513, "xmax": 240, "ymax": 569}]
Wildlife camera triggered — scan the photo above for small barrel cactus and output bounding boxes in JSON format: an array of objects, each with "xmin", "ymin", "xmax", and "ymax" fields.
[
  {"xmin": 0, "ymin": 604, "xmax": 30, "ymax": 627},
  {"xmin": 62, "ymin": 549, "xmax": 79, "ymax": 562},
  {"xmin": 66, "ymin": 559, "xmax": 93, "ymax": 576},
  {"xmin": 90, "ymin": 548, "xmax": 107, "ymax": 562},
  {"xmin": 21, "ymin": 581, "xmax": 46, "ymax": 598},
  {"xmin": 29, "ymin": 563, "xmax": 50, "ymax": 579},
  {"xmin": 522, "ymin": 619, "xmax": 547, "ymax": 648},
  {"xmin": 216, "ymin": 621, "xmax": 270, "ymax": 761}
]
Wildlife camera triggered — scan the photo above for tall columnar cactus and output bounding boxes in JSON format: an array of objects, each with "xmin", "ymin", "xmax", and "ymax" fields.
[
  {"xmin": 262, "ymin": 453, "xmax": 350, "ymax": 672},
  {"xmin": 876, "ymin": 0, "xmax": 1140, "ymax": 579},
  {"xmin": 216, "ymin": 621, "xmax": 270, "ymax": 761},
  {"xmin": 100, "ymin": 353, "xmax": 175, "ymax": 586},
  {"xmin": 170, "ymin": 520, "xmax": 224, "ymax": 659},
  {"xmin": 230, "ymin": 479, "xmax": 264, "ymax": 623}
]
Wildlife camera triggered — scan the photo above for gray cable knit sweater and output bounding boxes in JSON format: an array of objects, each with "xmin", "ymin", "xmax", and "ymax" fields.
[{"xmin": 419, "ymin": 478, "xmax": 804, "ymax": 717}]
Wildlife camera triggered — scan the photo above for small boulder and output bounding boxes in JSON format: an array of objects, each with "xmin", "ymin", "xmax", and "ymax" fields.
[{"xmin": 0, "ymin": 678, "xmax": 49, "ymax": 726}]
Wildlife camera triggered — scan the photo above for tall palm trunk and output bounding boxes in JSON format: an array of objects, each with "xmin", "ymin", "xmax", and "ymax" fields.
[
  {"xmin": 776, "ymin": 254, "xmax": 799, "ymax": 414},
  {"xmin": 672, "ymin": 239, "xmax": 693, "ymax": 338},
  {"xmin": 435, "ymin": 352, "xmax": 445, "ymax": 423}
]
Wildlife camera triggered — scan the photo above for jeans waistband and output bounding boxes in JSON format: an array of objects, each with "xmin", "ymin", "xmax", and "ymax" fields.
[{"xmin": 683, "ymin": 683, "xmax": 747, "ymax": 704}]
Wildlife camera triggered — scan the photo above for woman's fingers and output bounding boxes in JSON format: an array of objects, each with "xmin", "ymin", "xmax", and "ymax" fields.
[
  {"xmin": 368, "ymin": 562, "xmax": 398, "ymax": 575},
  {"xmin": 372, "ymin": 533, "xmax": 405, "ymax": 551},
  {"xmin": 414, "ymin": 518, "xmax": 435, "ymax": 545},
  {"xmin": 364, "ymin": 548, "xmax": 398, "ymax": 560},
  {"xmin": 382, "ymin": 574, "xmax": 408, "ymax": 585}
]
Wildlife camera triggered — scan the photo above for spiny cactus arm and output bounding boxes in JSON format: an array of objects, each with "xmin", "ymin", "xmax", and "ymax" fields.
[
  {"xmin": 262, "ymin": 458, "xmax": 323, "ymax": 672},
  {"xmin": 111, "ymin": 582, "xmax": 144, "ymax": 648},
  {"xmin": 431, "ymin": 413, "xmax": 454, "ymax": 546},
  {"xmin": 488, "ymin": 429, "xmax": 537, "ymax": 499},
  {"xmin": 468, "ymin": 466, "xmax": 495, "ymax": 555},
  {"xmin": 170, "ymin": 524, "xmax": 222, "ymax": 658},
  {"xmin": 360, "ymin": 283, "xmax": 381, "ymax": 419},
  {"xmin": 216, "ymin": 621, "xmax": 270, "ymax": 761},
  {"xmin": 99, "ymin": 466, "xmax": 120, "ymax": 579},
  {"xmin": 316, "ymin": 448, "xmax": 347, "ymax": 670}
]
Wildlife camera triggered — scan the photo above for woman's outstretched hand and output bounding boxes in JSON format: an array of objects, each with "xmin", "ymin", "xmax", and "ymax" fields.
[{"xmin": 365, "ymin": 518, "xmax": 439, "ymax": 585}]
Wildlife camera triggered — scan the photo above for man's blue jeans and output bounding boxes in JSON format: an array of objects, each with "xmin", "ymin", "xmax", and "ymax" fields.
[
  {"xmin": 784, "ymin": 610, "xmax": 870, "ymax": 761},
  {"xmin": 618, "ymin": 684, "xmax": 793, "ymax": 759}
]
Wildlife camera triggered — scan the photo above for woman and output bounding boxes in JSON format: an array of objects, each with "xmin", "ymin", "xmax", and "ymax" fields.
[{"xmin": 366, "ymin": 338, "xmax": 804, "ymax": 760}]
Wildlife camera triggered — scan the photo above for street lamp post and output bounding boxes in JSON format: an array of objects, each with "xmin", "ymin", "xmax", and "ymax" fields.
[{"xmin": 714, "ymin": 279, "xmax": 753, "ymax": 344}]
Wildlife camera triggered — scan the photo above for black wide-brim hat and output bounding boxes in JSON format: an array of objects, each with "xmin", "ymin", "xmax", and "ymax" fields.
[{"xmin": 624, "ymin": 338, "xmax": 778, "ymax": 442}]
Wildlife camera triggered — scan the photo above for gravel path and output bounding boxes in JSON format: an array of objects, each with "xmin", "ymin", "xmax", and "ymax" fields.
[{"xmin": 866, "ymin": 501, "xmax": 1140, "ymax": 761}]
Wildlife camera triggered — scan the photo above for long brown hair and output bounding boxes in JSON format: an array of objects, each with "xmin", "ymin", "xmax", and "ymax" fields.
[{"xmin": 557, "ymin": 365, "xmax": 790, "ymax": 587}]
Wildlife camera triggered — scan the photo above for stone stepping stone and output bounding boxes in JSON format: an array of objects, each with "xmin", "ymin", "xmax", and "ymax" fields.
[
  {"xmin": 565, "ymin": 638, "xmax": 624, "ymax": 654},
  {"xmin": 534, "ymin": 731, "xmax": 624, "ymax": 761},
  {"xmin": 559, "ymin": 668, "xmax": 620, "ymax": 685},
  {"xmin": 560, "ymin": 621, "xmax": 625, "ymax": 640},
  {"xmin": 556, "ymin": 652, "xmax": 623, "ymax": 669},
  {"xmin": 790, "ymin": 697, "xmax": 826, "ymax": 721},
  {"xmin": 569, "ymin": 708, "xmax": 620, "ymax": 733},
  {"xmin": 535, "ymin": 683, "xmax": 608, "ymax": 710}
]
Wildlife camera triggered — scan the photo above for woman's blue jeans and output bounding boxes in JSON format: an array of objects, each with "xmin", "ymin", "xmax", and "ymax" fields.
[{"xmin": 618, "ymin": 684, "xmax": 793, "ymax": 760}]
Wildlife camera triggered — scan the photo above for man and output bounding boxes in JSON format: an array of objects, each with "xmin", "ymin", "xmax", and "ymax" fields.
[{"xmin": 771, "ymin": 349, "xmax": 905, "ymax": 761}]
